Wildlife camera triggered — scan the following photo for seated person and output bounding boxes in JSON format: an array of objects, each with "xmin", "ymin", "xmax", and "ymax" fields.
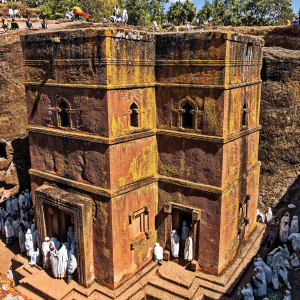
[
  {"xmin": 116, "ymin": 16, "xmax": 122, "ymax": 23},
  {"xmin": 1, "ymin": 19, "xmax": 9, "ymax": 34},
  {"xmin": 102, "ymin": 15, "xmax": 107, "ymax": 23},
  {"xmin": 26, "ymin": 17, "xmax": 33, "ymax": 29},
  {"xmin": 110, "ymin": 13, "xmax": 116, "ymax": 23},
  {"xmin": 39, "ymin": 19, "xmax": 48, "ymax": 29},
  {"xmin": 11, "ymin": 18, "xmax": 19, "ymax": 30}
]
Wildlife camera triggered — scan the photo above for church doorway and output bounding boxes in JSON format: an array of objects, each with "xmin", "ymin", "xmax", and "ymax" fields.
[{"xmin": 43, "ymin": 203, "xmax": 74, "ymax": 243}]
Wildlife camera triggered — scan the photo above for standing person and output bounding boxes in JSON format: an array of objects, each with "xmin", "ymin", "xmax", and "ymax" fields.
[
  {"xmin": 114, "ymin": 5, "xmax": 120, "ymax": 18},
  {"xmin": 5, "ymin": 220, "xmax": 13, "ymax": 245},
  {"xmin": 12, "ymin": 217, "xmax": 20, "ymax": 238},
  {"xmin": 39, "ymin": 19, "xmax": 47, "ymax": 29},
  {"xmin": 196, "ymin": 16, "xmax": 199, "ymax": 26},
  {"xmin": 26, "ymin": 17, "xmax": 33, "ymax": 29},
  {"xmin": 184, "ymin": 227, "xmax": 193, "ymax": 262},
  {"xmin": 170, "ymin": 230, "xmax": 180, "ymax": 258},
  {"xmin": 265, "ymin": 207, "xmax": 273, "ymax": 223},
  {"xmin": 19, "ymin": 223, "xmax": 26, "ymax": 253},
  {"xmin": 288, "ymin": 233, "xmax": 300, "ymax": 253},
  {"xmin": 153, "ymin": 243, "xmax": 163, "ymax": 263},
  {"xmin": 49, "ymin": 241, "xmax": 59, "ymax": 279},
  {"xmin": 122, "ymin": 7, "xmax": 128, "ymax": 24},
  {"xmin": 186, "ymin": 22, "xmax": 191, "ymax": 31},
  {"xmin": 152, "ymin": 19, "xmax": 159, "ymax": 31},
  {"xmin": 24, "ymin": 189, "xmax": 31, "ymax": 208},
  {"xmin": 11, "ymin": 197, "xmax": 18, "ymax": 216},
  {"xmin": 67, "ymin": 226, "xmax": 74, "ymax": 245},
  {"xmin": 252, "ymin": 268, "xmax": 267, "ymax": 299},
  {"xmin": 283, "ymin": 290, "xmax": 291, "ymax": 300},
  {"xmin": 181, "ymin": 220, "xmax": 189, "ymax": 249},
  {"xmin": 5, "ymin": 198, "xmax": 12, "ymax": 215},
  {"xmin": 281, "ymin": 213, "xmax": 290, "ymax": 228},
  {"xmin": 42, "ymin": 237, "xmax": 51, "ymax": 269},
  {"xmin": 241, "ymin": 283, "xmax": 254, "ymax": 300},
  {"xmin": 290, "ymin": 216, "xmax": 299, "ymax": 234},
  {"xmin": 67, "ymin": 244, "xmax": 77, "ymax": 284},
  {"xmin": 280, "ymin": 222, "xmax": 289, "ymax": 242},
  {"xmin": 18, "ymin": 191, "xmax": 26, "ymax": 208},
  {"xmin": 57, "ymin": 244, "xmax": 69, "ymax": 279}
]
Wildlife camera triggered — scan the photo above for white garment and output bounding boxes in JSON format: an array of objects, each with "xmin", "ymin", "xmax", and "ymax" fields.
[
  {"xmin": 29, "ymin": 248, "xmax": 40, "ymax": 266},
  {"xmin": 252, "ymin": 272, "xmax": 266, "ymax": 297},
  {"xmin": 290, "ymin": 216, "xmax": 299, "ymax": 234},
  {"xmin": 12, "ymin": 219, "xmax": 20, "ymax": 237},
  {"xmin": 6, "ymin": 199, "xmax": 12, "ymax": 215},
  {"xmin": 288, "ymin": 233, "xmax": 300, "ymax": 251},
  {"xmin": 5, "ymin": 221, "xmax": 13, "ymax": 238},
  {"xmin": 281, "ymin": 245, "xmax": 290, "ymax": 260},
  {"xmin": 8, "ymin": 8, "xmax": 13, "ymax": 16},
  {"xmin": 279, "ymin": 257, "xmax": 290, "ymax": 269},
  {"xmin": 280, "ymin": 223, "xmax": 289, "ymax": 242},
  {"xmin": 184, "ymin": 234, "xmax": 193, "ymax": 261},
  {"xmin": 181, "ymin": 221, "xmax": 189, "ymax": 241},
  {"xmin": 11, "ymin": 198, "xmax": 18, "ymax": 212},
  {"xmin": 68, "ymin": 251, "xmax": 77, "ymax": 274},
  {"xmin": 25, "ymin": 230, "xmax": 34, "ymax": 257},
  {"xmin": 114, "ymin": 7, "xmax": 120, "ymax": 16},
  {"xmin": 290, "ymin": 254, "xmax": 300, "ymax": 268},
  {"xmin": 271, "ymin": 267, "xmax": 279, "ymax": 289},
  {"xmin": 257, "ymin": 209, "xmax": 265, "ymax": 223},
  {"xmin": 283, "ymin": 290, "xmax": 291, "ymax": 300},
  {"xmin": 170, "ymin": 230, "xmax": 180, "ymax": 258},
  {"xmin": 51, "ymin": 237, "xmax": 61, "ymax": 251},
  {"xmin": 153, "ymin": 243, "xmax": 163, "ymax": 262},
  {"xmin": 256, "ymin": 258, "xmax": 272, "ymax": 284},
  {"xmin": 67, "ymin": 226, "xmax": 75, "ymax": 244},
  {"xmin": 19, "ymin": 230, "xmax": 25, "ymax": 252},
  {"xmin": 122, "ymin": 8, "xmax": 128, "ymax": 22},
  {"xmin": 279, "ymin": 267, "xmax": 291, "ymax": 289},
  {"xmin": 58, "ymin": 245, "xmax": 69, "ymax": 278},
  {"xmin": 266, "ymin": 207, "xmax": 273, "ymax": 223},
  {"xmin": 241, "ymin": 283, "xmax": 254, "ymax": 300},
  {"xmin": 18, "ymin": 194, "xmax": 26, "ymax": 207},
  {"xmin": 272, "ymin": 249, "xmax": 282, "ymax": 271},
  {"xmin": 24, "ymin": 190, "xmax": 31, "ymax": 208},
  {"xmin": 281, "ymin": 213, "xmax": 290, "ymax": 228},
  {"xmin": 42, "ymin": 238, "xmax": 51, "ymax": 268}
]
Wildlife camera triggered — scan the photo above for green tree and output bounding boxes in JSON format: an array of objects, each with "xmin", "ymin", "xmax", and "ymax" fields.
[
  {"xmin": 81, "ymin": 0, "xmax": 118, "ymax": 22},
  {"xmin": 168, "ymin": 0, "xmax": 196, "ymax": 24},
  {"xmin": 39, "ymin": 0, "xmax": 76, "ymax": 20},
  {"xmin": 124, "ymin": 0, "xmax": 152, "ymax": 26}
]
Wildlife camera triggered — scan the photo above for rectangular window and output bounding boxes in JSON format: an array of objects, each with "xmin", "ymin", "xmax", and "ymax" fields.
[{"xmin": 130, "ymin": 207, "xmax": 149, "ymax": 240}]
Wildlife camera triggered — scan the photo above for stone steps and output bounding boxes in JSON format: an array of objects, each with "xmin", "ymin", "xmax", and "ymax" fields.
[{"xmin": 16, "ymin": 285, "xmax": 45, "ymax": 300}]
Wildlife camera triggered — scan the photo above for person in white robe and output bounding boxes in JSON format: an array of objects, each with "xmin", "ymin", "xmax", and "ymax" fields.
[
  {"xmin": 265, "ymin": 207, "xmax": 273, "ymax": 223},
  {"xmin": 278, "ymin": 266, "xmax": 291, "ymax": 289},
  {"xmin": 170, "ymin": 230, "xmax": 180, "ymax": 258},
  {"xmin": 181, "ymin": 221, "xmax": 189, "ymax": 249},
  {"xmin": 290, "ymin": 216, "xmax": 298, "ymax": 234},
  {"xmin": 11, "ymin": 197, "xmax": 18, "ymax": 216},
  {"xmin": 281, "ymin": 244, "xmax": 290, "ymax": 260},
  {"xmin": 25, "ymin": 229, "xmax": 34, "ymax": 259},
  {"xmin": 5, "ymin": 220, "xmax": 14, "ymax": 245},
  {"xmin": 67, "ymin": 248, "xmax": 77, "ymax": 284},
  {"xmin": 288, "ymin": 233, "xmax": 300, "ymax": 252},
  {"xmin": 271, "ymin": 265, "xmax": 279, "ymax": 290},
  {"xmin": 57, "ymin": 244, "xmax": 69, "ymax": 279},
  {"xmin": 12, "ymin": 217, "xmax": 19, "ymax": 237},
  {"xmin": 24, "ymin": 189, "xmax": 31, "ymax": 208},
  {"xmin": 49, "ymin": 241, "xmax": 59, "ymax": 279},
  {"xmin": 256, "ymin": 258, "xmax": 272, "ymax": 284},
  {"xmin": 29, "ymin": 248, "xmax": 40, "ymax": 266},
  {"xmin": 51, "ymin": 235, "xmax": 61, "ymax": 251},
  {"xmin": 153, "ymin": 243, "xmax": 163, "ymax": 262},
  {"xmin": 5, "ymin": 198, "xmax": 12, "ymax": 215},
  {"xmin": 281, "ymin": 213, "xmax": 290, "ymax": 228},
  {"xmin": 272, "ymin": 247, "xmax": 282, "ymax": 271},
  {"xmin": 280, "ymin": 222, "xmax": 289, "ymax": 242},
  {"xmin": 42, "ymin": 237, "xmax": 51, "ymax": 269},
  {"xmin": 241, "ymin": 283, "xmax": 254, "ymax": 300},
  {"xmin": 18, "ymin": 191, "xmax": 26, "ymax": 207},
  {"xmin": 257, "ymin": 209, "xmax": 265, "ymax": 223},
  {"xmin": 252, "ymin": 268, "xmax": 267, "ymax": 299},
  {"xmin": 184, "ymin": 229, "xmax": 193, "ymax": 262},
  {"xmin": 283, "ymin": 290, "xmax": 291, "ymax": 300},
  {"xmin": 19, "ymin": 224, "xmax": 26, "ymax": 253},
  {"xmin": 279, "ymin": 256, "xmax": 290, "ymax": 269},
  {"xmin": 289, "ymin": 253, "xmax": 300, "ymax": 270},
  {"xmin": 67, "ymin": 226, "xmax": 75, "ymax": 244}
]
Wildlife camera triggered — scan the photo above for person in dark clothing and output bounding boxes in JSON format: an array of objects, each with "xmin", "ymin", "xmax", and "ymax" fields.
[
  {"xmin": 11, "ymin": 18, "xmax": 19, "ymax": 30},
  {"xmin": 26, "ymin": 17, "xmax": 33, "ymax": 29}
]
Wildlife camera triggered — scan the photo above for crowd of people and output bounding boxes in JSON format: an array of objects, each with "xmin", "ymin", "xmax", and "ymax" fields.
[
  {"xmin": 108, "ymin": 5, "xmax": 128, "ymax": 24},
  {"xmin": 1, "ymin": 16, "xmax": 47, "ymax": 33},
  {"xmin": 238, "ymin": 207, "xmax": 299, "ymax": 299},
  {"xmin": 0, "ymin": 191, "xmax": 77, "ymax": 283},
  {"xmin": 286, "ymin": 18, "xmax": 300, "ymax": 26}
]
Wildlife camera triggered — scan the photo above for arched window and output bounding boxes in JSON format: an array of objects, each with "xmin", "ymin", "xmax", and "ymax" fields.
[
  {"xmin": 130, "ymin": 103, "xmax": 139, "ymax": 127},
  {"xmin": 182, "ymin": 103, "xmax": 193, "ymax": 129},
  {"xmin": 59, "ymin": 101, "xmax": 69, "ymax": 127},
  {"xmin": 242, "ymin": 102, "xmax": 248, "ymax": 126},
  {"xmin": 0, "ymin": 144, "xmax": 7, "ymax": 159}
]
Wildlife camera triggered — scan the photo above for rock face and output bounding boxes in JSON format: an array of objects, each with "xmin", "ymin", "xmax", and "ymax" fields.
[
  {"xmin": 259, "ymin": 47, "xmax": 300, "ymax": 209},
  {"xmin": 0, "ymin": 36, "xmax": 31, "ymax": 201}
]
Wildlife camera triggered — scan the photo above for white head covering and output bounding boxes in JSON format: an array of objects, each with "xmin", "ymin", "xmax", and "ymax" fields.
[{"xmin": 284, "ymin": 290, "xmax": 291, "ymax": 300}]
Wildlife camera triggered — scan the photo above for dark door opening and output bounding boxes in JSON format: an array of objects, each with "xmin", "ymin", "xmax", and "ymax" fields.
[
  {"xmin": 130, "ymin": 103, "xmax": 139, "ymax": 127},
  {"xmin": 178, "ymin": 211, "xmax": 192, "ymax": 257},
  {"xmin": 0, "ymin": 144, "xmax": 7, "ymax": 159},
  {"xmin": 59, "ymin": 102, "xmax": 69, "ymax": 127},
  {"xmin": 182, "ymin": 103, "xmax": 193, "ymax": 129}
]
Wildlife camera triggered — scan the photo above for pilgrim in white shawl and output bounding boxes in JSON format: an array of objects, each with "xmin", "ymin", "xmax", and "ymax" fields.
[
  {"xmin": 67, "ymin": 247, "xmax": 77, "ymax": 284},
  {"xmin": 280, "ymin": 222, "xmax": 289, "ymax": 242},
  {"xmin": 18, "ymin": 223, "xmax": 26, "ymax": 253},
  {"xmin": 57, "ymin": 244, "xmax": 69, "ymax": 279},
  {"xmin": 29, "ymin": 248, "xmax": 40, "ymax": 267},
  {"xmin": 5, "ymin": 198, "xmax": 12, "ymax": 215},
  {"xmin": 184, "ymin": 227, "xmax": 193, "ymax": 261},
  {"xmin": 50, "ymin": 235, "xmax": 61, "ymax": 251},
  {"xmin": 257, "ymin": 209, "xmax": 265, "ymax": 223},
  {"xmin": 153, "ymin": 243, "xmax": 163, "ymax": 262},
  {"xmin": 49, "ymin": 241, "xmax": 59, "ymax": 279},
  {"xmin": 271, "ymin": 265, "xmax": 279, "ymax": 290},
  {"xmin": 290, "ymin": 216, "xmax": 298, "ymax": 234},
  {"xmin": 288, "ymin": 233, "xmax": 300, "ymax": 252},
  {"xmin": 272, "ymin": 247, "xmax": 282, "ymax": 271},
  {"xmin": 266, "ymin": 207, "xmax": 273, "ymax": 223},
  {"xmin": 289, "ymin": 253, "xmax": 300, "ymax": 270},
  {"xmin": 12, "ymin": 217, "xmax": 19, "ymax": 237},
  {"xmin": 283, "ymin": 290, "xmax": 291, "ymax": 300},
  {"xmin": 281, "ymin": 213, "xmax": 290, "ymax": 228},
  {"xmin": 241, "ymin": 283, "xmax": 254, "ymax": 300},
  {"xmin": 279, "ymin": 266, "xmax": 291, "ymax": 289},
  {"xmin": 252, "ymin": 268, "xmax": 267, "ymax": 299},
  {"xmin": 281, "ymin": 244, "xmax": 290, "ymax": 260},
  {"xmin": 42, "ymin": 237, "xmax": 51, "ymax": 268},
  {"xmin": 5, "ymin": 220, "xmax": 14, "ymax": 245},
  {"xmin": 170, "ymin": 230, "xmax": 180, "ymax": 258},
  {"xmin": 67, "ymin": 226, "xmax": 75, "ymax": 244},
  {"xmin": 181, "ymin": 220, "xmax": 189, "ymax": 249},
  {"xmin": 11, "ymin": 197, "xmax": 19, "ymax": 216},
  {"xmin": 24, "ymin": 189, "xmax": 31, "ymax": 208},
  {"xmin": 25, "ymin": 229, "xmax": 34, "ymax": 259},
  {"xmin": 18, "ymin": 191, "xmax": 26, "ymax": 207},
  {"xmin": 256, "ymin": 257, "xmax": 272, "ymax": 284}
]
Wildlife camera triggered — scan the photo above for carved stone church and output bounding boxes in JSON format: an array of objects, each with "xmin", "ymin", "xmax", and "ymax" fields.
[{"xmin": 21, "ymin": 28, "xmax": 263, "ymax": 289}]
